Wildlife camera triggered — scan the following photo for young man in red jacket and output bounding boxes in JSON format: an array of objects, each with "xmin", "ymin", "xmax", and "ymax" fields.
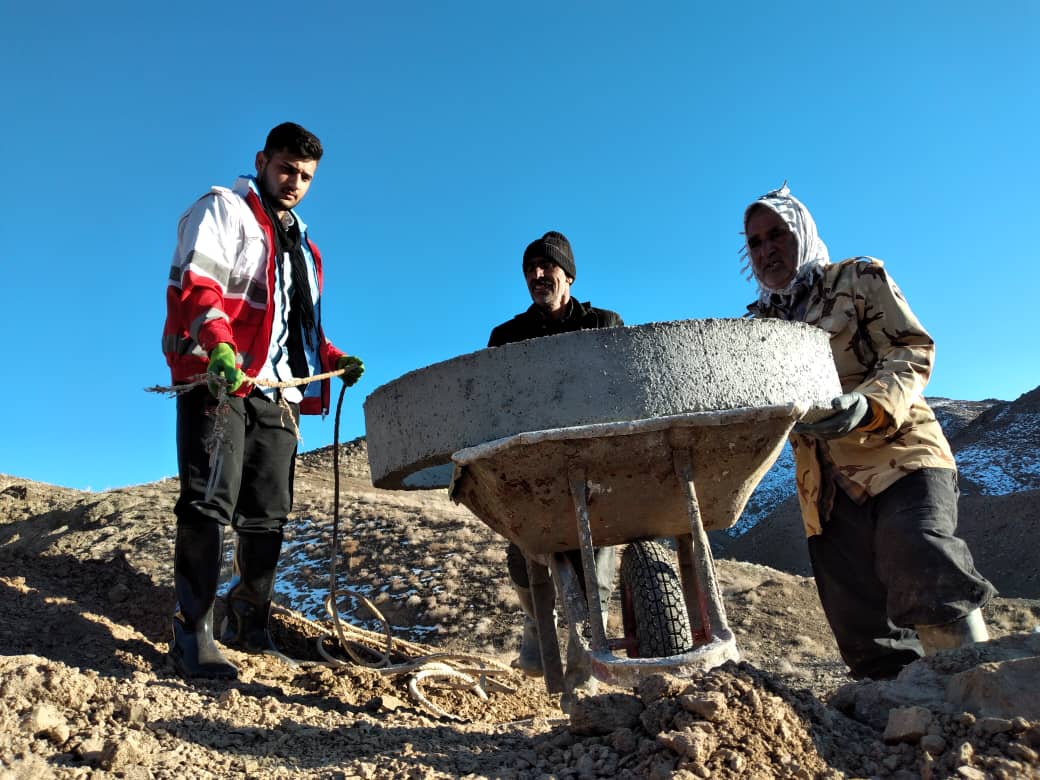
[{"xmin": 162, "ymin": 122, "xmax": 363, "ymax": 679}]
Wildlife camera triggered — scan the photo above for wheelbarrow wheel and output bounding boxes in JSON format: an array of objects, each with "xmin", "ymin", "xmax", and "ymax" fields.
[{"xmin": 620, "ymin": 541, "xmax": 693, "ymax": 658}]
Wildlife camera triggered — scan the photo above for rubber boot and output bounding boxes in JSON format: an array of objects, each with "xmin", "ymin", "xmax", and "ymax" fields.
[
  {"xmin": 169, "ymin": 522, "xmax": 238, "ymax": 680},
  {"xmin": 220, "ymin": 531, "xmax": 295, "ymax": 664},
  {"xmin": 512, "ymin": 585, "xmax": 545, "ymax": 677},
  {"xmin": 916, "ymin": 608, "xmax": 990, "ymax": 655}
]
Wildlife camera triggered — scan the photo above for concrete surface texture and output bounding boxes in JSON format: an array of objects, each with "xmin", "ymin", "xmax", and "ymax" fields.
[{"xmin": 364, "ymin": 318, "xmax": 841, "ymax": 491}]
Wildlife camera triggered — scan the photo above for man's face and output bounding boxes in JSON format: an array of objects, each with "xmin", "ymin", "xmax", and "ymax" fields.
[
  {"xmin": 254, "ymin": 150, "xmax": 318, "ymax": 213},
  {"xmin": 745, "ymin": 206, "xmax": 798, "ymax": 291},
  {"xmin": 524, "ymin": 258, "xmax": 572, "ymax": 310}
]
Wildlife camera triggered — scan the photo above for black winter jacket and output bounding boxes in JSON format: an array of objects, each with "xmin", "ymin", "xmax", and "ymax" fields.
[{"xmin": 487, "ymin": 300, "xmax": 624, "ymax": 347}]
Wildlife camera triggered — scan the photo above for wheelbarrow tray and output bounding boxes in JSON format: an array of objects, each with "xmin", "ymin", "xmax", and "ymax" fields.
[{"xmin": 450, "ymin": 404, "xmax": 803, "ymax": 554}]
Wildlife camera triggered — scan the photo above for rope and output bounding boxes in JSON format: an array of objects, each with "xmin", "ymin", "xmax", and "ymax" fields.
[
  {"xmin": 322, "ymin": 381, "xmax": 515, "ymax": 719},
  {"xmin": 145, "ymin": 368, "xmax": 351, "ymax": 446},
  {"xmin": 148, "ymin": 369, "xmax": 518, "ymax": 720},
  {"xmin": 145, "ymin": 367, "xmax": 351, "ymax": 396}
]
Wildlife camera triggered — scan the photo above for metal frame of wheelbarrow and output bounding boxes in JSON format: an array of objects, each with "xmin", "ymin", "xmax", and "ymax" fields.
[
  {"xmin": 450, "ymin": 405, "xmax": 808, "ymax": 697},
  {"xmin": 524, "ymin": 447, "xmax": 741, "ymax": 695}
]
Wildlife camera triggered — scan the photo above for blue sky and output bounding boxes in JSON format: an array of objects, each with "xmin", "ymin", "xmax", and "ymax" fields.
[{"xmin": 2, "ymin": 2, "xmax": 1036, "ymax": 490}]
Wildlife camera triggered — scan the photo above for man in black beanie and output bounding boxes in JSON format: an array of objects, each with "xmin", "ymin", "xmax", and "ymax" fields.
[
  {"xmin": 489, "ymin": 231, "xmax": 619, "ymax": 341},
  {"xmin": 487, "ymin": 230, "xmax": 623, "ymax": 698}
]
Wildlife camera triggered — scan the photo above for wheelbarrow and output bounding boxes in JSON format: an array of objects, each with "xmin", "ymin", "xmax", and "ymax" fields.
[
  {"xmin": 447, "ymin": 405, "xmax": 808, "ymax": 695},
  {"xmin": 363, "ymin": 318, "xmax": 841, "ymax": 698}
]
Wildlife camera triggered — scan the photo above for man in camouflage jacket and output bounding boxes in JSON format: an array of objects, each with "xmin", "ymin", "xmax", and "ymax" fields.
[{"xmin": 742, "ymin": 183, "xmax": 994, "ymax": 679}]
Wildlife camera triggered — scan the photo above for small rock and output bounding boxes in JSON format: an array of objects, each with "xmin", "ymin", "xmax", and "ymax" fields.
[
  {"xmin": 679, "ymin": 691, "xmax": 727, "ymax": 721},
  {"xmin": 100, "ymin": 734, "xmax": 148, "ymax": 771},
  {"xmin": 574, "ymin": 753, "xmax": 596, "ymax": 775},
  {"xmin": 637, "ymin": 674, "xmax": 687, "ymax": 705},
  {"xmin": 1024, "ymin": 724, "xmax": 1040, "ymax": 749},
  {"xmin": 920, "ymin": 751, "xmax": 936, "ymax": 780},
  {"xmin": 973, "ymin": 717, "xmax": 1014, "ymax": 736},
  {"xmin": 648, "ymin": 754, "xmax": 679, "ymax": 780},
  {"xmin": 955, "ymin": 768, "xmax": 987, "ymax": 779},
  {"xmin": 22, "ymin": 703, "xmax": 65, "ymax": 736},
  {"xmin": 379, "ymin": 695, "xmax": 406, "ymax": 712},
  {"xmin": 656, "ymin": 725, "xmax": 717, "ymax": 763},
  {"xmin": 568, "ymin": 693, "xmax": 643, "ymax": 736},
  {"xmin": 882, "ymin": 753, "xmax": 904, "ymax": 771},
  {"xmin": 884, "ymin": 706, "xmax": 933, "ymax": 744},
  {"xmin": 954, "ymin": 740, "xmax": 975, "ymax": 764},
  {"xmin": 1007, "ymin": 741, "xmax": 1039, "ymax": 763},
  {"xmin": 717, "ymin": 748, "xmax": 746, "ymax": 773},
  {"xmin": 119, "ymin": 701, "xmax": 148, "ymax": 725},
  {"xmin": 45, "ymin": 723, "xmax": 71, "ymax": 745},
  {"xmin": 948, "ymin": 656, "xmax": 1040, "ymax": 720},
  {"xmin": 920, "ymin": 734, "xmax": 946, "ymax": 755},
  {"xmin": 640, "ymin": 698, "xmax": 682, "ymax": 735},
  {"xmin": 108, "ymin": 583, "xmax": 131, "ymax": 603},
  {"xmin": 609, "ymin": 727, "xmax": 637, "ymax": 754}
]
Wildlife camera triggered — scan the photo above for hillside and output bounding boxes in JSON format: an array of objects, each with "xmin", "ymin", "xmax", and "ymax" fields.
[
  {"xmin": 722, "ymin": 386, "xmax": 1040, "ymax": 576},
  {"xmin": 1, "ymin": 433, "xmax": 1039, "ymax": 778}
]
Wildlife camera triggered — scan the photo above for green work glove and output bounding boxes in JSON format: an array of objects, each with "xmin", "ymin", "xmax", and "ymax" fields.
[
  {"xmin": 206, "ymin": 343, "xmax": 245, "ymax": 397},
  {"xmin": 793, "ymin": 392, "xmax": 870, "ymax": 439},
  {"xmin": 336, "ymin": 355, "xmax": 365, "ymax": 387}
]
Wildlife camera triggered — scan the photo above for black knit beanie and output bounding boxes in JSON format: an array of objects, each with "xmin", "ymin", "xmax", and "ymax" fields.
[{"xmin": 522, "ymin": 231, "xmax": 576, "ymax": 281}]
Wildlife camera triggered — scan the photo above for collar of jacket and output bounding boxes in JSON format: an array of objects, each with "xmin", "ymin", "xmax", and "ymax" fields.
[
  {"xmin": 232, "ymin": 175, "xmax": 309, "ymax": 235},
  {"xmin": 525, "ymin": 298, "xmax": 590, "ymax": 323}
]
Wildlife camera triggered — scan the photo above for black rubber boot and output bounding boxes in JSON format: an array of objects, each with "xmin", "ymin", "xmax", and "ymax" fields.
[
  {"xmin": 220, "ymin": 531, "xmax": 294, "ymax": 663},
  {"xmin": 169, "ymin": 522, "xmax": 238, "ymax": 680},
  {"xmin": 512, "ymin": 585, "xmax": 547, "ymax": 677}
]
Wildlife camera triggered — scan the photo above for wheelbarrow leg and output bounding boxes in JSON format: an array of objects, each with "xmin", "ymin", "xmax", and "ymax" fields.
[
  {"xmin": 674, "ymin": 533, "xmax": 711, "ymax": 643},
  {"xmin": 549, "ymin": 551, "xmax": 596, "ymax": 704},
  {"xmin": 671, "ymin": 449, "xmax": 732, "ymax": 645},
  {"xmin": 567, "ymin": 469, "xmax": 608, "ymax": 652},
  {"xmin": 526, "ymin": 557, "xmax": 564, "ymax": 694}
]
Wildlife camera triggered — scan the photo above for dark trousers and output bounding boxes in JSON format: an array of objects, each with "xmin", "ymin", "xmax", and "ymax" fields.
[
  {"xmin": 506, "ymin": 541, "xmax": 616, "ymax": 603},
  {"xmin": 175, "ymin": 387, "xmax": 300, "ymax": 535},
  {"xmin": 808, "ymin": 467, "xmax": 996, "ymax": 679}
]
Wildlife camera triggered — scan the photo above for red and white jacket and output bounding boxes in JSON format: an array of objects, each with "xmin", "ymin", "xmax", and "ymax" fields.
[{"xmin": 162, "ymin": 176, "xmax": 345, "ymax": 415}]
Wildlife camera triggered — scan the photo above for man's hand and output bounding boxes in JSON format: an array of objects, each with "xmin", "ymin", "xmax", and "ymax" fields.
[
  {"xmin": 336, "ymin": 355, "xmax": 365, "ymax": 387},
  {"xmin": 793, "ymin": 392, "xmax": 871, "ymax": 439},
  {"xmin": 206, "ymin": 343, "xmax": 245, "ymax": 397}
]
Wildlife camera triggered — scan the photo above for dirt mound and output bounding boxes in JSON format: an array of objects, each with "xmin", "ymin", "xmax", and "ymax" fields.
[{"xmin": 1, "ymin": 442, "xmax": 1039, "ymax": 778}]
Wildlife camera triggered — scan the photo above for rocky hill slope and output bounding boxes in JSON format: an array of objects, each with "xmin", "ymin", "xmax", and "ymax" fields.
[{"xmin": 1, "ymin": 421, "xmax": 1038, "ymax": 778}]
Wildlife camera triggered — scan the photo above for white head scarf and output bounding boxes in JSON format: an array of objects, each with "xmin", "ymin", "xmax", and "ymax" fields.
[{"xmin": 742, "ymin": 182, "xmax": 830, "ymax": 305}]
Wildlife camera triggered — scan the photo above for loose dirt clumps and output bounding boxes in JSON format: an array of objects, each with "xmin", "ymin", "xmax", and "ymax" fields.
[{"xmin": 2, "ymin": 442, "xmax": 1039, "ymax": 779}]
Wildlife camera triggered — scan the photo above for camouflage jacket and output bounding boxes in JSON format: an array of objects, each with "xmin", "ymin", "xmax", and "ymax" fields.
[{"xmin": 747, "ymin": 257, "xmax": 956, "ymax": 536}]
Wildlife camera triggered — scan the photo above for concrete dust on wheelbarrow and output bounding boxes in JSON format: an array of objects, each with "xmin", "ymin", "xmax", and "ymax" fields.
[{"xmin": 364, "ymin": 318, "xmax": 842, "ymax": 705}]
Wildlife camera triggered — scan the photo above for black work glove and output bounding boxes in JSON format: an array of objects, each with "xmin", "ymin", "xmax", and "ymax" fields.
[{"xmin": 793, "ymin": 392, "xmax": 871, "ymax": 439}]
